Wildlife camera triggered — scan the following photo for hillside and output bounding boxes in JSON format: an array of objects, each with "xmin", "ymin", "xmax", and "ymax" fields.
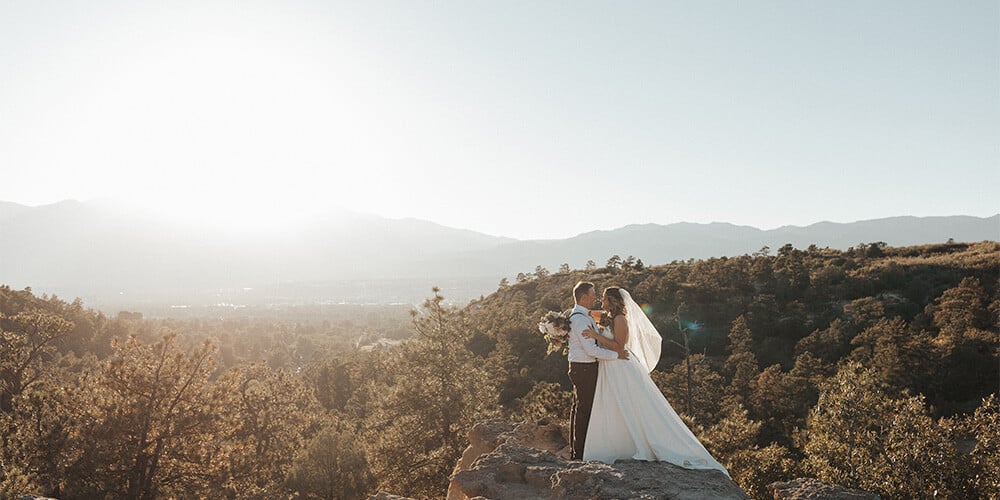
[
  {"xmin": 1, "ymin": 240, "xmax": 997, "ymax": 498},
  {"xmin": 1, "ymin": 199, "xmax": 996, "ymax": 308}
]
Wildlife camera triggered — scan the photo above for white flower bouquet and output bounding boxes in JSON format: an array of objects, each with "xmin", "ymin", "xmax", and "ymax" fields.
[{"xmin": 538, "ymin": 310, "xmax": 572, "ymax": 356}]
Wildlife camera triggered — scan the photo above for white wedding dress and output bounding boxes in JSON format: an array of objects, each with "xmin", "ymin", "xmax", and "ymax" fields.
[{"xmin": 583, "ymin": 290, "xmax": 729, "ymax": 476}]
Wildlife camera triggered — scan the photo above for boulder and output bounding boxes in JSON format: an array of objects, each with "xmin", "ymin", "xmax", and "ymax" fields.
[
  {"xmin": 769, "ymin": 478, "xmax": 880, "ymax": 500},
  {"xmin": 448, "ymin": 419, "xmax": 748, "ymax": 500}
]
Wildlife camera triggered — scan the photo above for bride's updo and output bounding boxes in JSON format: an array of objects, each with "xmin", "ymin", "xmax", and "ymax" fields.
[{"xmin": 603, "ymin": 287, "xmax": 627, "ymax": 318}]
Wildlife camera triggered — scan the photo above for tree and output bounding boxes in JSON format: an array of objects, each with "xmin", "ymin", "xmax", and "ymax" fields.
[
  {"xmin": 622, "ymin": 255, "xmax": 637, "ymax": 271},
  {"xmin": 795, "ymin": 319, "xmax": 851, "ymax": 365},
  {"xmin": 215, "ymin": 363, "xmax": 321, "ymax": 497},
  {"xmin": 585, "ymin": 260, "xmax": 597, "ymax": 271},
  {"xmin": 558, "ymin": 263, "xmax": 571, "ymax": 274},
  {"xmin": 748, "ymin": 364, "xmax": 814, "ymax": 446},
  {"xmin": 0, "ymin": 311, "xmax": 78, "ymax": 496},
  {"xmin": 652, "ymin": 354, "xmax": 725, "ymax": 426},
  {"xmin": 843, "ymin": 297, "xmax": 885, "ymax": 331},
  {"xmin": 361, "ymin": 289, "xmax": 498, "ymax": 498},
  {"xmin": 62, "ymin": 334, "xmax": 221, "ymax": 499},
  {"xmin": 663, "ymin": 303, "xmax": 705, "ymax": 417},
  {"xmin": 534, "ymin": 265, "xmax": 550, "ymax": 278},
  {"xmin": 848, "ymin": 317, "xmax": 933, "ymax": 393},
  {"xmin": 0, "ymin": 311, "xmax": 74, "ymax": 413},
  {"xmin": 930, "ymin": 277, "xmax": 990, "ymax": 339},
  {"xmin": 803, "ymin": 362, "xmax": 961, "ymax": 498},
  {"xmin": 513, "ymin": 381, "xmax": 573, "ymax": 422},
  {"xmin": 0, "ymin": 362, "xmax": 77, "ymax": 497},
  {"xmin": 962, "ymin": 394, "xmax": 1000, "ymax": 498},
  {"xmin": 698, "ymin": 404, "xmax": 797, "ymax": 499},
  {"xmin": 286, "ymin": 423, "xmax": 375, "ymax": 500},
  {"xmin": 606, "ymin": 255, "xmax": 622, "ymax": 270},
  {"xmin": 724, "ymin": 316, "xmax": 759, "ymax": 409}
]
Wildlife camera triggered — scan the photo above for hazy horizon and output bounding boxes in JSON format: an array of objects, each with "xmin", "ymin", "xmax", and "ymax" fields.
[
  {"xmin": 2, "ymin": 197, "xmax": 998, "ymax": 241},
  {"xmin": 2, "ymin": 1, "xmax": 997, "ymax": 240}
]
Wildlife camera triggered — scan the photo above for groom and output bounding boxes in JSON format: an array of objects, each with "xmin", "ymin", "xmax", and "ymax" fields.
[{"xmin": 567, "ymin": 281, "xmax": 628, "ymax": 460}]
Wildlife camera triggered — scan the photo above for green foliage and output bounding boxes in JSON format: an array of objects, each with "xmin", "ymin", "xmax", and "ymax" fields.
[
  {"xmin": 0, "ymin": 311, "xmax": 74, "ymax": 413},
  {"xmin": 724, "ymin": 315, "xmax": 760, "ymax": 410},
  {"xmin": 699, "ymin": 405, "xmax": 798, "ymax": 500},
  {"xmin": 360, "ymin": 288, "xmax": 499, "ymax": 499},
  {"xmin": 1, "ymin": 240, "xmax": 997, "ymax": 498},
  {"xmin": 931, "ymin": 277, "xmax": 991, "ymax": 339},
  {"xmin": 62, "ymin": 334, "xmax": 221, "ymax": 499},
  {"xmin": 962, "ymin": 394, "xmax": 1000, "ymax": 498},
  {"xmin": 286, "ymin": 422, "xmax": 376, "ymax": 500},
  {"xmin": 804, "ymin": 362, "xmax": 962, "ymax": 498},
  {"xmin": 214, "ymin": 362, "xmax": 322, "ymax": 497},
  {"xmin": 513, "ymin": 381, "xmax": 573, "ymax": 422},
  {"xmin": 652, "ymin": 354, "xmax": 726, "ymax": 425}
]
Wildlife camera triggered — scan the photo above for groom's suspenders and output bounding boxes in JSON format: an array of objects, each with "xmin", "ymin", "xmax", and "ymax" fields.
[{"xmin": 569, "ymin": 311, "xmax": 599, "ymax": 348}]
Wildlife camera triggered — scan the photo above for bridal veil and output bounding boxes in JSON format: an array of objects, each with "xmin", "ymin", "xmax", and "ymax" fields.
[{"xmin": 620, "ymin": 289, "xmax": 662, "ymax": 372}]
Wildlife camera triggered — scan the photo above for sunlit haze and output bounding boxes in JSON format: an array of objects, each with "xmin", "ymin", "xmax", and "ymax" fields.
[{"xmin": 2, "ymin": 1, "xmax": 997, "ymax": 239}]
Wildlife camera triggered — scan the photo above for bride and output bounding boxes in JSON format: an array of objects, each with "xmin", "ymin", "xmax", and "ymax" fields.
[{"xmin": 581, "ymin": 287, "xmax": 729, "ymax": 476}]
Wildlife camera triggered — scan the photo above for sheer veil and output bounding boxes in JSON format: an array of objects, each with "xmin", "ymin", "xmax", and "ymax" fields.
[{"xmin": 621, "ymin": 289, "xmax": 662, "ymax": 373}]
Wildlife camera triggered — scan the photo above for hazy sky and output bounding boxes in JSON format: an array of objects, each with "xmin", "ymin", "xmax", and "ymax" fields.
[{"xmin": 2, "ymin": 1, "xmax": 997, "ymax": 239}]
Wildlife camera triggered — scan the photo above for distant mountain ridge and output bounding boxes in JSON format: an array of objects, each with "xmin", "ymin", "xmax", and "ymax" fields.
[{"xmin": 0, "ymin": 200, "xmax": 996, "ymax": 306}]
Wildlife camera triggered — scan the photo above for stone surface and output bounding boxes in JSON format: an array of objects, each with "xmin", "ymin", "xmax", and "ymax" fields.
[
  {"xmin": 369, "ymin": 492, "xmax": 417, "ymax": 500},
  {"xmin": 448, "ymin": 419, "xmax": 749, "ymax": 500},
  {"xmin": 769, "ymin": 478, "xmax": 881, "ymax": 500}
]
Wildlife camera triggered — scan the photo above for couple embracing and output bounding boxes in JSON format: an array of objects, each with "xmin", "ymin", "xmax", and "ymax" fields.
[{"xmin": 567, "ymin": 281, "xmax": 729, "ymax": 475}]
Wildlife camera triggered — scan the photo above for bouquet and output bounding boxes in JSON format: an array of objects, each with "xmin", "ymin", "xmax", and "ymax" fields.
[{"xmin": 538, "ymin": 310, "xmax": 572, "ymax": 356}]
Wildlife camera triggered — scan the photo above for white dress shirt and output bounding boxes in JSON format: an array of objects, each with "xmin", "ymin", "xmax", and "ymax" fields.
[{"xmin": 567, "ymin": 304, "xmax": 620, "ymax": 363}]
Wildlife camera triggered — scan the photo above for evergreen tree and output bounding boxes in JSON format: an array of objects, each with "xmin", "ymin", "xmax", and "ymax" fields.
[
  {"xmin": 724, "ymin": 315, "xmax": 759, "ymax": 409},
  {"xmin": 215, "ymin": 362, "xmax": 321, "ymax": 497},
  {"xmin": 931, "ymin": 277, "xmax": 990, "ymax": 339},
  {"xmin": 62, "ymin": 334, "xmax": 221, "ymax": 499},
  {"xmin": 804, "ymin": 362, "xmax": 961, "ymax": 498},
  {"xmin": 286, "ymin": 422, "xmax": 376, "ymax": 500},
  {"xmin": 361, "ymin": 289, "xmax": 498, "ymax": 498}
]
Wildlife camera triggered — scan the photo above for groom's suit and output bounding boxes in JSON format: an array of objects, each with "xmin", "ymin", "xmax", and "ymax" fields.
[{"xmin": 567, "ymin": 304, "xmax": 620, "ymax": 460}]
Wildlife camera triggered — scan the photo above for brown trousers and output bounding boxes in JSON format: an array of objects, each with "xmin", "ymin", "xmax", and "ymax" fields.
[{"xmin": 569, "ymin": 361, "xmax": 599, "ymax": 460}]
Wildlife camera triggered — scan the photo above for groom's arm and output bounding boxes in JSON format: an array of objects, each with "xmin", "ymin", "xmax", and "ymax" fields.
[{"xmin": 570, "ymin": 315, "xmax": 619, "ymax": 361}]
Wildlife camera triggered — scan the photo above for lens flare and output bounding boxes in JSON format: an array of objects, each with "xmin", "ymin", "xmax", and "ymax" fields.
[{"xmin": 642, "ymin": 304, "xmax": 654, "ymax": 315}]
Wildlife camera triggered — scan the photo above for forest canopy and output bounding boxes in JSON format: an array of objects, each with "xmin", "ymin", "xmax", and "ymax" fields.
[{"xmin": 1, "ymin": 240, "xmax": 997, "ymax": 499}]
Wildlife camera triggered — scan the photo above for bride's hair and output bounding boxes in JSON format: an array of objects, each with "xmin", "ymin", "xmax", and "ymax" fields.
[{"xmin": 603, "ymin": 287, "xmax": 627, "ymax": 318}]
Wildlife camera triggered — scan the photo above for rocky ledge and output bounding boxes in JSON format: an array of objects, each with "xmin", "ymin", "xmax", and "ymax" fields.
[
  {"xmin": 446, "ymin": 419, "xmax": 748, "ymax": 500},
  {"xmin": 370, "ymin": 419, "xmax": 880, "ymax": 500},
  {"xmin": 769, "ymin": 478, "xmax": 881, "ymax": 500}
]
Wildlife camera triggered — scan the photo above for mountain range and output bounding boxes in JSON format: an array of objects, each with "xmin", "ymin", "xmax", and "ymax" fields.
[{"xmin": 1, "ymin": 200, "xmax": 996, "ymax": 308}]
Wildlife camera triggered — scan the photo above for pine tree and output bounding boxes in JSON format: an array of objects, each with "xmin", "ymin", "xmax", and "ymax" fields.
[
  {"xmin": 804, "ymin": 362, "xmax": 961, "ymax": 498},
  {"xmin": 724, "ymin": 315, "xmax": 759, "ymax": 409},
  {"xmin": 361, "ymin": 289, "xmax": 498, "ymax": 498}
]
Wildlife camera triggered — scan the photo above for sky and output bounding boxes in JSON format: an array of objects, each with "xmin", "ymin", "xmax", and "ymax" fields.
[{"xmin": 1, "ymin": 1, "xmax": 997, "ymax": 240}]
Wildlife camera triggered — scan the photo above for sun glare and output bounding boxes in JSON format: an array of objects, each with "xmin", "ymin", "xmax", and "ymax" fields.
[{"xmin": 87, "ymin": 15, "xmax": 395, "ymax": 233}]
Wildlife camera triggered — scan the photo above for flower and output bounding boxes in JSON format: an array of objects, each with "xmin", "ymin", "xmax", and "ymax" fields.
[{"xmin": 538, "ymin": 310, "xmax": 572, "ymax": 356}]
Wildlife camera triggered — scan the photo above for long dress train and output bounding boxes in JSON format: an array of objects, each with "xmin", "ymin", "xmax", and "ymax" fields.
[{"xmin": 583, "ymin": 329, "xmax": 729, "ymax": 476}]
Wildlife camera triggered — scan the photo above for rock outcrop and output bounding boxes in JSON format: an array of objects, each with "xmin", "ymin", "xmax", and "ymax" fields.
[
  {"xmin": 369, "ymin": 493, "xmax": 417, "ymax": 500},
  {"xmin": 769, "ymin": 478, "xmax": 880, "ymax": 500},
  {"xmin": 447, "ymin": 419, "xmax": 749, "ymax": 500}
]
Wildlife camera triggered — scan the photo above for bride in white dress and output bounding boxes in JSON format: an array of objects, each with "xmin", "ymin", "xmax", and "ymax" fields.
[{"xmin": 582, "ymin": 287, "xmax": 729, "ymax": 476}]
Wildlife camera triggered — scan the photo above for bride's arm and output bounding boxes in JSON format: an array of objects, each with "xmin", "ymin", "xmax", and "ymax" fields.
[
  {"xmin": 583, "ymin": 327, "xmax": 621, "ymax": 351},
  {"xmin": 583, "ymin": 316, "xmax": 629, "ymax": 354},
  {"xmin": 613, "ymin": 315, "xmax": 629, "ymax": 350}
]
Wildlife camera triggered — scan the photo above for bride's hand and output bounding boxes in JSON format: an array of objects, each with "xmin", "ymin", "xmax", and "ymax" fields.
[{"xmin": 582, "ymin": 327, "xmax": 598, "ymax": 339}]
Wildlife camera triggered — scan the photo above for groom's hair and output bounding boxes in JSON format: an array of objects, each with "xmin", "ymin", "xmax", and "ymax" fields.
[{"xmin": 573, "ymin": 281, "xmax": 595, "ymax": 301}]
